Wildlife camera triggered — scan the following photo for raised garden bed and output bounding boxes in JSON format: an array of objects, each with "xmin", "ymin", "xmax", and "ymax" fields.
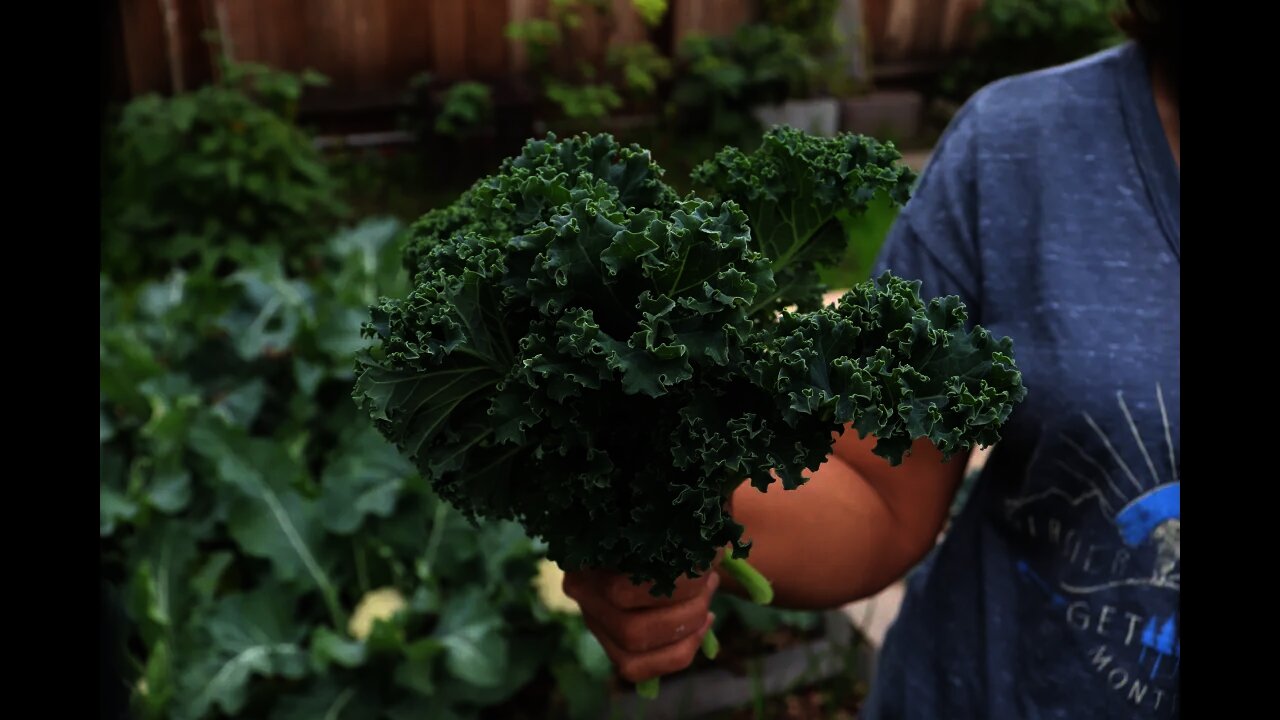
[
  {"xmin": 752, "ymin": 98, "xmax": 842, "ymax": 137},
  {"xmin": 605, "ymin": 610, "xmax": 874, "ymax": 720},
  {"xmin": 840, "ymin": 90, "xmax": 923, "ymax": 145}
]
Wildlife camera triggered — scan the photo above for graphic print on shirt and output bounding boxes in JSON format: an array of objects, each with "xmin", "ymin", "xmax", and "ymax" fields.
[{"xmin": 1004, "ymin": 383, "xmax": 1179, "ymax": 715}]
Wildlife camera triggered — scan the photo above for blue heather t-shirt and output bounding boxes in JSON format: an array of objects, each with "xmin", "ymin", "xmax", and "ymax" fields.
[{"xmin": 863, "ymin": 43, "xmax": 1180, "ymax": 718}]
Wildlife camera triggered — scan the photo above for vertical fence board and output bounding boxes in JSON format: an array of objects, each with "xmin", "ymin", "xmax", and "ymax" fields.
[{"xmin": 430, "ymin": 0, "xmax": 469, "ymax": 79}]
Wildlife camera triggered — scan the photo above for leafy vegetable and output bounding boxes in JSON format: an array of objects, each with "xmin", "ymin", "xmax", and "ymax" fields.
[
  {"xmin": 101, "ymin": 61, "xmax": 346, "ymax": 281},
  {"xmin": 435, "ymin": 82, "xmax": 494, "ymax": 138},
  {"xmin": 545, "ymin": 80, "xmax": 624, "ymax": 120},
  {"xmin": 607, "ymin": 43, "xmax": 673, "ymax": 98},
  {"xmin": 505, "ymin": 0, "xmax": 671, "ymax": 123},
  {"xmin": 759, "ymin": 0, "xmax": 842, "ymax": 43},
  {"xmin": 354, "ymin": 130, "xmax": 1026, "ymax": 600},
  {"xmin": 630, "ymin": 0, "xmax": 669, "ymax": 27},
  {"xmin": 402, "ymin": 133, "xmax": 679, "ymax": 277},
  {"xmin": 691, "ymin": 126, "xmax": 916, "ymax": 315},
  {"xmin": 670, "ymin": 24, "xmax": 823, "ymax": 143},
  {"xmin": 101, "ymin": 219, "xmax": 614, "ymax": 720}
]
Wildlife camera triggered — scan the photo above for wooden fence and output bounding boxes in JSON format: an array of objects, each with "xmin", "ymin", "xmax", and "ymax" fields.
[
  {"xmin": 110, "ymin": 1, "xmax": 754, "ymax": 103},
  {"xmin": 107, "ymin": 0, "xmax": 983, "ymax": 110},
  {"xmin": 863, "ymin": 0, "xmax": 984, "ymax": 77}
]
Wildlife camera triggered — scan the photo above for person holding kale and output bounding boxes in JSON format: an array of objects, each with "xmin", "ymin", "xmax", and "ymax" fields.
[{"xmin": 565, "ymin": 1, "xmax": 1180, "ymax": 717}]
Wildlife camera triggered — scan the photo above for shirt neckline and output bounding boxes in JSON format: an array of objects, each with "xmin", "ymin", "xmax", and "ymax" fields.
[{"xmin": 1115, "ymin": 41, "xmax": 1181, "ymax": 259}]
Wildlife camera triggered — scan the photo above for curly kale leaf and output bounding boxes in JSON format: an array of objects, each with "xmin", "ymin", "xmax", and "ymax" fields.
[
  {"xmin": 403, "ymin": 133, "xmax": 678, "ymax": 276},
  {"xmin": 691, "ymin": 126, "xmax": 917, "ymax": 316},
  {"xmin": 737, "ymin": 273, "xmax": 1027, "ymax": 486},
  {"xmin": 357, "ymin": 132, "xmax": 1025, "ymax": 596},
  {"xmin": 357, "ymin": 169, "xmax": 776, "ymax": 592}
]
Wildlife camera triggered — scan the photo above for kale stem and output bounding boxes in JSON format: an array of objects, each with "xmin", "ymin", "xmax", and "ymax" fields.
[
  {"xmin": 634, "ymin": 630, "xmax": 721, "ymax": 699},
  {"xmin": 632, "ymin": 561, "xmax": 762, "ymax": 699},
  {"xmin": 721, "ymin": 554, "xmax": 775, "ymax": 605},
  {"xmin": 637, "ymin": 678, "xmax": 659, "ymax": 699},
  {"xmin": 701, "ymin": 627, "xmax": 721, "ymax": 659}
]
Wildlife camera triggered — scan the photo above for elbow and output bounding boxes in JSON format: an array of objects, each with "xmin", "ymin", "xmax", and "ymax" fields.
[
  {"xmin": 897, "ymin": 522, "xmax": 944, "ymax": 571},
  {"xmin": 850, "ymin": 513, "xmax": 945, "ymax": 601}
]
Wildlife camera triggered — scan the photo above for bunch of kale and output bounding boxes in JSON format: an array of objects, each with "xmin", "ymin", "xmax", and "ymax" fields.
[{"xmin": 355, "ymin": 129, "xmax": 1026, "ymax": 595}]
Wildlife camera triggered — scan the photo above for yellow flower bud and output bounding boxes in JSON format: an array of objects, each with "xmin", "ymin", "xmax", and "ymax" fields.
[
  {"xmin": 348, "ymin": 587, "xmax": 408, "ymax": 640},
  {"xmin": 533, "ymin": 559, "xmax": 580, "ymax": 615}
]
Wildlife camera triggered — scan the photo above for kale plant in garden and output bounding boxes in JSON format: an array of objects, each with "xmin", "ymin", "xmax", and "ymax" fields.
[
  {"xmin": 101, "ymin": 61, "xmax": 346, "ymax": 281},
  {"xmin": 101, "ymin": 221, "xmax": 619, "ymax": 720},
  {"xmin": 938, "ymin": 0, "xmax": 1124, "ymax": 104},
  {"xmin": 669, "ymin": 24, "xmax": 822, "ymax": 143},
  {"xmin": 505, "ymin": 0, "xmax": 670, "ymax": 124},
  {"xmin": 354, "ymin": 128, "xmax": 1027, "ymax": 695},
  {"xmin": 434, "ymin": 82, "xmax": 495, "ymax": 138}
]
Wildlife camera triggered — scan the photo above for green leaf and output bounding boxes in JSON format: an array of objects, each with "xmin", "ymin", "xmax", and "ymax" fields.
[
  {"xmin": 364, "ymin": 613, "xmax": 408, "ymax": 653},
  {"xmin": 101, "ymin": 407, "xmax": 116, "ymax": 443},
  {"xmin": 190, "ymin": 551, "xmax": 235, "ymax": 601},
  {"xmin": 218, "ymin": 267, "xmax": 315, "ymax": 360},
  {"xmin": 189, "ymin": 418, "xmax": 342, "ymax": 621},
  {"xmin": 138, "ymin": 375, "xmax": 203, "ymax": 456},
  {"xmin": 100, "ymin": 485, "xmax": 137, "ymax": 537},
  {"xmin": 434, "ymin": 589, "xmax": 507, "ymax": 688},
  {"xmin": 392, "ymin": 656, "xmax": 437, "ymax": 697},
  {"xmin": 435, "ymin": 82, "xmax": 494, "ymax": 137},
  {"xmin": 741, "ymin": 273, "xmax": 1027, "ymax": 473},
  {"xmin": 211, "ymin": 379, "xmax": 268, "ymax": 429},
  {"xmin": 224, "ymin": 487, "xmax": 325, "ymax": 586},
  {"xmin": 311, "ymin": 627, "xmax": 367, "ymax": 670},
  {"xmin": 631, "ymin": 0, "xmax": 668, "ymax": 26},
  {"xmin": 405, "ymin": 636, "xmax": 446, "ymax": 662},
  {"xmin": 180, "ymin": 586, "xmax": 309, "ymax": 719},
  {"xmin": 692, "ymin": 127, "xmax": 917, "ymax": 314},
  {"xmin": 138, "ymin": 639, "xmax": 176, "ymax": 718},
  {"xmin": 437, "ymin": 628, "xmax": 550, "ymax": 707},
  {"xmin": 392, "ymin": 638, "xmax": 445, "ymax": 698},
  {"xmin": 410, "ymin": 584, "xmax": 441, "ymax": 614},
  {"xmin": 572, "ymin": 625, "xmax": 611, "ymax": 677},
  {"xmin": 552, "ymin": 661, "xmax": 609, "ymax": 720},
  {"xmin": 440, "ymin": 623, "xmax": 507, "ymax": 687},
  {"xmin": 385, "ymin": 698, "xmax": 465, "ymax": 720},
  {"xmin": 352, "ymin": 347, "xmax": 502, "ymax": 473},
  {"xmin": 271, "ymin": 685, "xmax": 374, "ymax": 720},
  {"xmin": 146, "ymin": 467, "xmax": 193, "ymax": 514},
  {"xmin": 127, "ymin": 521, "xmax": 202, "ymax": 647},
  {"xmin": 293, "ymin": 357, "xmax": 325, "ymax": 395},
  {"xmin": 319, "ymin": 425, "xmax": 413, "ymax": 534},
  {"xmin": 316, "ymin": 304, "xmax": 372, "ymax": 358}
]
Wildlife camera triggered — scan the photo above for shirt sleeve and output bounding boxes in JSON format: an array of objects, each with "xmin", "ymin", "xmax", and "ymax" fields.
[{"xmin": 873, "ymin": 99, "xmax": 986, "ymax": 324}]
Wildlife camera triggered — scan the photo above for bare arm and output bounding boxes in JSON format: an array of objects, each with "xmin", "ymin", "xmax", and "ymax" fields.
[{"xmin": 722, "ymin": 429, "xmax": 968, "ymax": 609}]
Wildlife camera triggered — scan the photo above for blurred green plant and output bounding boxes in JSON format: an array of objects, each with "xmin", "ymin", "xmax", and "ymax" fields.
[
  {"xmin": 758, "ymin": 0, "xmax": 842, "ymax": 49},
  {"xmin": 669, "ymin": 24, "xmax": 821, "ymax": 143},
  {"xmin": 102, "ymin": 60, "xmax": 347, "ymax": 282},
  {"xmin": 631, "ymin": 0, "xmax": 669, "ymax": 27},
  {"xmin": 712, "ymin": 594, "xmax": 823, "ymax": 640},
  {"xmin": 435, "ymin": 82, "xmax": 495, "ymax": 137},
  {"xmin": 939, "ymin": 0, "xmax": 1125, "ymax": 103},
  {"xmin": 607, "ymin": 42, "xmax": 673, "ymax": 98},
  {"xmin": 545, "ymin": 80, "xmax": 624, "ymax": 120},
  {"xmin": 506, "ymin": 0, "xmax": 670, "ymax": 123},
  {"xmin": 101, "ymin": 219, "xmax": 616, "ymax": 720}
]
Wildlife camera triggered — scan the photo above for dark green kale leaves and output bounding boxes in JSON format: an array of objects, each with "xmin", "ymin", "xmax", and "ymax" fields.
[
  {"xmin": 692, "ymin": 126, "xmax": 916, "ymax": 317},
  {"xmin": 357, "ymin": 131, "xmax": 1025, "ymax": 595}
]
